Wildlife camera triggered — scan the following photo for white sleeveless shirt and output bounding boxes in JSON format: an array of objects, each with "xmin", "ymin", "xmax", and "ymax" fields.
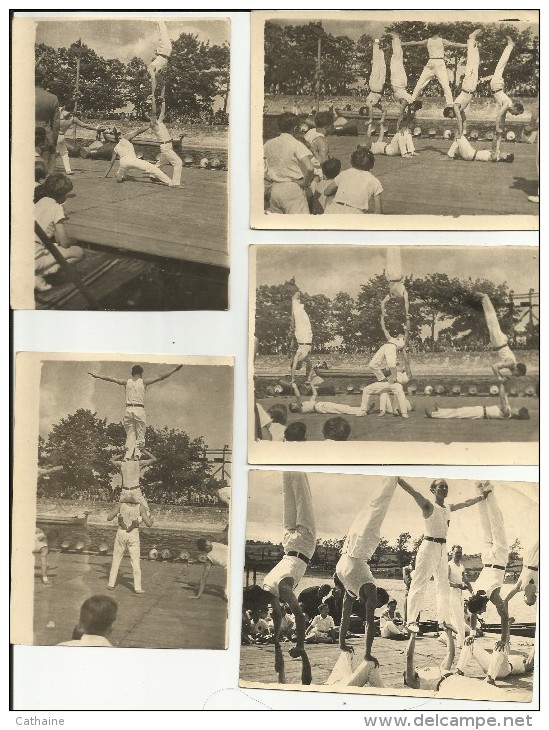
[
  {"xmin": 424, "ymin": 503, "xmax": 450, "ymax": 539},
  {"xmin": 126, "ymin": 378, "xmax": 145, "ymax": 406},
  {"xmin": 427, "ymin": 37, "xmax": 445, "ymax": 59}
]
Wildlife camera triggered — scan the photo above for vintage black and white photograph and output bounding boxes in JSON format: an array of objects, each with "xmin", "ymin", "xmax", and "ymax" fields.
[
  {"xmin": 12, "ymin": 13, "xmax": 230, "ymax": 309},
  {"xmin": 240, "ymin": 471, "xmax": 538, "ymax": 702},
  {"xmin": 249, "ymin": 245, "xmax": 539, "ymax": 465},
  {"xmin": 251, "ymin": 10, "xmax": 539, "ymax": 230},
  {"xmin": 11, "ymin": 353, "xmax": 233, "ymax": 650}
]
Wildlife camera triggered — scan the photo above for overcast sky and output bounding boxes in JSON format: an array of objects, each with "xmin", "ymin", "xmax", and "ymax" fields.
[
  {"xmin": 255, "ymin": 246, "xmax": 538, "ymax": 300},
  {"xmin": 247, "ymin": 472, "xmax": 538, "ymax": 555},
  {"xmin": 35, "ymin": 17, "xmax": 229, "ymax": 64},
  {"xmin": 269, "ymin": 14, "xmax": 538, "ymax": 42},
  {"xmin": 39, "ymin": 360, "xmax": 233, "ymax": 449}
]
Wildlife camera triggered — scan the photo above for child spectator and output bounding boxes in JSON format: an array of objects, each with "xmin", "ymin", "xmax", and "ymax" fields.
[
  {"xmin": 323, "ymin": 416, "xmax": 351, "ymax": 441},
  {"xmin": 267, "ymin": 404, "xmax": 288, "ymax": 441},
  {"xmin": 305, "ymin": 603, "xmax": 337, "ymax": 643},
  {"xmin": 315, "ymin": 157, "xmax": 341, "ymax": 213},
  {"xmin": 34, "ymin": 173, "xmax": 84, "ymax": 292},
  {"xmin": 284, "ymin": 421, "xmax": 307, "ymax": 441},
  {"xmin": 323, "ymin": 147, "xmax": 383, "ymax": 214}
]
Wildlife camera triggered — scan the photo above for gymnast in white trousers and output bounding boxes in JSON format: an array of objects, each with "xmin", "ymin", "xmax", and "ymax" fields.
[
  {"xmin": 334, "ymin": 477, "xmax": 396, "ymax": 681},
  {"xmin": 398, "ymin": 477, "xmax": 490, "ymax": 633}
]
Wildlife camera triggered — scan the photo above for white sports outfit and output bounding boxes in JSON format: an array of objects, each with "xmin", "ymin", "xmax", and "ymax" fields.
[
  {"xmin": 411, "ymin": 37, "xmax": 453, "ymax": 106},
  {"xmin": 371, "ymin": 130, "xmax": 415, "ymax": 157},
  {"xmin": 454, "ymin": 37, "xmax": 480, "ymax": 111},
  {"xmin": 108, "ymin": 502, "xmax": 143, "ymax": 592},
  {"xmin": 336, "ymin": 477, "xmax": 398, "ymax": 598},
  {"xmin": 447, "ymin": 136, "xmax": 491, "ymax": 162},
  {"xmin": 115, "ymin": 139, "xmax": 172, "ymax": 185},
  {"xmin": 430, "ymin": 405, "xmax": 510, "ymax": 420},
  {"xmin": 263, "ymin": 472, "xmax": 316, "ymax": 597},
  {"xmin": 369, "ymin": 342, "xmax": 398, "ymax": 381},
  {"xmin": 264, "ymin": 133, "xmax": 312, "ymax": 214},
  {"xmin": 360, "ymin": 380, "xmax": 408, "ymax": 416},
  {"xmin": 515, "ymin": 539, "xmax": 539, "ymax": 592},
  {"xmin": 491, "ymin": 43, "xmax": 514, "ymax": 106},
  {"xmin": 152, "ymin": 121, "xmax": 182, "ymax": 186},
  {"xmin": 367, "ymin": 41, "xmax": 386, "ymax": 97},
  {"xmin": 123, "ymin": 378, "xmax": 146, "ymax": 458},
  {"xmin": 407, "ymin": 503, "xmax": 451, "ymax": 625},
  {"xmin": 479, "ymin": 294, "xmax": 517, "ymax": 368},
  {"xmin": 293, "ymin": 298, "xmax": 312, "ymax": 352},
  {"xmin": 390, "ymin": 36, "xmax": 412, "ymax": 103},
  {"xmin": 149, "ymin": 21, "xmax": 172, "ymax": 74},
  {"xmin": 456, "ymin": 641, "xmax": 527, "ymax": 679},
  {"xmin": 474, "ymin": 485, "xmax": 508, "ymax": 599},
  {"xmin": 302, "ymin": 400, "xmax": 363, "ymax": 416},
  {"xmin": 386, "ymin": 247, "xmax": 406, "ymax": 297},
  {"xmin": 448, "ymin": 560, "xmax": 467, "ymax": 646}
]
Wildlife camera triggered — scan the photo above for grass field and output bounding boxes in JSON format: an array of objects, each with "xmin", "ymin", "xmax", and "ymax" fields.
[
  {"xmin": 33, "ymin": 553, "xmax": 227, "ymax": 649},
  {"xmin": 256, "ymin": 394, "xmax": 538, "ymax": 443},
  {"xmin": 321, "ymin": 136, "xmax": 538, "ymax": 216}
]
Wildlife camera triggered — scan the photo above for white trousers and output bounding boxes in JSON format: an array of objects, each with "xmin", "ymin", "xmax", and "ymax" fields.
[
  {"xmin": 407, "ymin": 539, "xmax": 450, "ymax": 624},
  {"xmin": 456, "ymin": 641, "xmax": 525, "ymax": 680},
  {"xmin": 361, "ymin": 381, "xmax": 407, "ymax": 416},
  {"xmin": 412, "ymin": 59, "xmax": 453, "ymax": 105},
  {"xmin": 491, "ymin": 43, "xmax": 513, "ymax": 92},
  {"xmin": 156, "ymin": 144, "xmax": 182, "ymax": 185},
  {"xmin": 123, "ymin": 406, "xmax": 146, "ymax": 459},
  {"xmin": 117, "ymin": 155, "xmax": 172, "ymax": 185},
  {"xmin": 431, "ymin": 406, "xmax": 485, "ymax": 420},
  {"xmin": 478, "ymin": 486, "xmax": 508, "ymax": 568},
  {"xmin": 461, "ymin": 39, "xmax": 480, "ymax": 93},
  {"xmin": 282, "ymin": 471, "xmax": 316, "ymax": 558},
  {"xmin": 480, "ymin": 294, "xmax": 507, "ymax": 348},
  {"xmin": 268, "ymin": 181, "xmax": 309, "ymax": 214},
  {"xmin": 449, "ymin": 587, "xmax": 467, "ymax": 646},
  {"xmin": 390, "ymin": 36, "xmax": 408, "ymax": 93},
  {"xmin": 108, "ymin": 529, "xmax": 142, "ymax": 591},
  {"xmin": 369, "ymin": 42, "xmax": 386, "ymax": 94}
]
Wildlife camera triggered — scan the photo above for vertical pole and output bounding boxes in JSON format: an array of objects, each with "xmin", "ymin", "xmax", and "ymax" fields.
[
  {"xmin": 316, "ymin": 26, "xmax": 322, "ymax": 114},
  {"xmin": 73, "ymin": 39, "xmax": 82, "ymax": 145},
  {"xmin": 528, "ymin": 289, "xmax": 534, "ymax": 326}
]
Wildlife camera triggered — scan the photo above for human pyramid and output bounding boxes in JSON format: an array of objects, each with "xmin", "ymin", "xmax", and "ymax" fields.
[
  {"xmin": 243, "ymin": 474, "xmax": 537, "ymax": 696},
  {"xmin": 104, "ymin": 21, "xmax": 183, "ymax": 187},
  {"xmin": 263, "ymin": 30, "xmax": 529, "ymax": 215},
  {"xmin": 271, "ymin": 248, "xmax": 529, "ymax": 438}
]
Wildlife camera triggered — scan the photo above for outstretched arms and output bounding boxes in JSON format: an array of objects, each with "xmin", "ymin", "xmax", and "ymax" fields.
[
  {"xmin": 339, "ymin": 592, "xmax": 355, "ymax": 654},
  {"xmin": 398, "ymin": 477, "xmax": 434, "ymax": 518},
  {"xmin": 139, "ymin": 448, "xmax": 157, "ymax": 468},
  {"xmin": 190, "ymin": 560, "xmax": 212, "ymax": 599},
  {"xmin": 104, "ymin": 150, "xmax": 117, "ymax": 178},
  {"xmin": 89, "ymin": 372, "xmax": 126, "ymax": 386},
  {"xmin": 144, "ymin": 364, "xmax": 182, "ymax": 386},
  {"xmin": 498, "ymin": 383, "xmax": 512, "ymax": 417},
  {"xmin": 441, "ymin": 627, "xmax": 456, "ymax": 670},
  {"xmin": 126, "ymin": 125, "xmax": 151, "ymax": 142},
  {"xmin": 450, "ymin": 487, "xmax": 490, "ymax": 512}
]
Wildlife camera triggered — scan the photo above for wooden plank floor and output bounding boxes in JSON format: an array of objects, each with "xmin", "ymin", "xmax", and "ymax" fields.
[
  {"xmin": 60, "ymin": 158, "xmax": 228, "ymax": 267},
  {"xmin": 33, "ymin": 553, "xmax": 227, "ymax": 650}
]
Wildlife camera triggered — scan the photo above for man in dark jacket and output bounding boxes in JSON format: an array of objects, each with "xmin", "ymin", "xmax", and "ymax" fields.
[{"xmin": 35, "ymin": 68, "xmax": 60, "ymax": 174}]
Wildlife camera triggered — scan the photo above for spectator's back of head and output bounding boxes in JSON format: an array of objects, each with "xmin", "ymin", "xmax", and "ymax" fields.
[
  {"xmin": 284, "ymin": 421, "xmax": 307, "ymax": 441},
  {"xmin": 323, "ymin": 416, "xmax": 351, "ymax": 441},
  {"xmin": 35, "ymin": 159, "xmax": 46, "ymax": 184},
  {"xmin": 268, "ymin": 403, "xmax": 288, "ymax": 425},
  {"xmin": 350, "ymin": 146, "xmax": 375, "ymax": 171},
  {"xmin": 41, "ymin": 172, "xmax": 74, "ymax": 203},
  {"xmin": 321, "ymin": 157, "xmax": 341, "ymax": 180},
  {"xmin": 315, "ymin": 110, "xmax": 333, "ymax": 129},
  {"xmin": 78, "ymin": 595, "xmax": 118, "ymax": 636},
  {"xmin": 277, "ymin": 112, "xmax": 299, "ymax": 134}
]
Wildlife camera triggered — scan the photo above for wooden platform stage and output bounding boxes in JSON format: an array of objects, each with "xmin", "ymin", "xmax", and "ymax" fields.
[
  {"xmin": 63, "ymin": 158, "xmax": 228, "ymax": 267},
  {"xmin": 33, "ymin": 553, "xmax": 227, "ymax": 649},
  {"xmin": 240, "ymin": 633, "xmax": 535, "ymax": 700}
]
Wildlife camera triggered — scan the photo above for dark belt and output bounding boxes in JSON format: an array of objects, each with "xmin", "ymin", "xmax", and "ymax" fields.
[
  {"xmin": 436, "ymin": 671, "xmax": 454, "ymax": 691},
  {"xmin": 126, "ymin": 403, "xmax": 144, "ymax": 407},
  {"xmin": 156, "ymin": 53, "xmax": 171, "ymax": 60},
  {"xmin": 492, "ymin": 87, "xmax": 504, "ymax": 93},
  {"xmin": 384, "ymin": 143, "xmax": 389, "ymax": 154},
  {"xmin": 483, "ymin": 406, "xmax": 488, "ymax": 419},
  {"xmin": 122, "ymin": 485, "xmax": 141, "ymax": 491},
  {"xmin": 297, "ymin": 342, "xmax": 312, "ymax": 346},
  {"xmin": 430, "ymin": 57, "xmax": 444, "ymax": 60},
  {"xmin": 335, "ymin": 201, "xmax": 365, "ymax": 212},
  {"xmin": 472, "ymin": 150, "xmax": 478, "ymax": 161},
  {"xmin": 286, "ymin": 550, "xmax": 310, "ymax": 564},
  {"xmin": 424, "ymin": 536, "xmax": 446, "ymax": 544},
  {"xmin": 484, "ymin": 564, "xmax": 506, "ymax": 570},
  {"xmin": 527, "ymin": 565, "xmax": 538, "ymax": 571},
  {"xmin": 492, "ymin": 341, "xmax": 509, "ymax": 351}
]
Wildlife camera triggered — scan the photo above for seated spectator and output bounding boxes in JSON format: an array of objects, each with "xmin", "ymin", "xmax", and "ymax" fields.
[
  {"xmin": 380, "ymin": 597, "xmax": 408, "ymax": 639},
  {"xmin": 284, "ymin": 421, "xmax": 307, "ymax": 441},
  {"xmin": 57, "ymin": 595, "xmax": 118, "ymax": 646},
  {"xmin": 267, "ymin": 404, "xmax": 288, "ymax": 441},
  {"xmin": 323, "ymin": 416, "xmax": 351, "ymax": 441},
  {"xmin": 305, "ymin": 604, "xmax": 337, "ymax": 643},
  {"xmin": 314, "ymin": 157, "xmax": 341, "ymax": 213}
]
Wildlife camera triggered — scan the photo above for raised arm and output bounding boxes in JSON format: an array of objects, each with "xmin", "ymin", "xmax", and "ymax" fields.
[
  {"xmin": 450, "ymin": 489, "xmax": 490, "ymax": 512},
  {"xmin": 442, "ymin": 39, "xmax": 468, "ymax": 49},
  {"xmin": 339, "ymin": 592, "xmax": 355, "ymax": 654},
  {"xmin": 441, "ymin": 627, "xmax": 456, "ymax": 670},
  {"xmin": 106, "ymin": 505, "xmax": 119, "ymax": 521},
  {"xmin": 363, "ymin": 584, "xmax": 379, "ymax": 666},
  {"xmin": 139, "ymin": 448, "xmax": 157, "ymax": 468},
  {"xmin": 398, "ymin": 477, "xmax": 434, "ymax": 518},
  {"xmin": 109, "ymin": 456, "xmax": 123, "ymax": 468},
  {"xmin": 498, "ymin": 383, "xmax": 512, "ymax": 416},
  {"xmin": 37, "ymin": 465, "xmax": 63, "ymax": 477},
  {"xmin": 191, "ymin": 561, "xmax": 212, "ymax": 599},
  {"xmin": 144, "ymin": 364, "xmax": 182, "ymax": 386},
  {"xmin": 496, "ymin": 104, "xmax": 510, "ymax": 135},
  {"xmin": 491, "ymin": 591, "xmax": 510, "ymax": 653},
  {"xmin": 126, "ymin": 125, "xmax": 150, "ymax": 142},
  {"xmin": 308, "ymin": 382, "xmax": 318, "ymax": 404},
  {"xmin": 402, "ymin": 350, "xmax": 412, "ymax": 380},
  {"xmin": 380, "ymin": 305, "xmax": 391, "ymax": 341},
  {"xmin": 400, "ymin": 40, "xmax": 427, "ymax": 47},
  {"xmin": 158, "ymin": 99, "xmax": 166, "ymax": 123},
  {"xmin": 504, "ymin": 583, "xmax": 522, "ymax": 607},
  {"xmin": 74, "ymin": 116, "xmax": 100, "ymax": 132},
  {"xmin": 88, "ymin": 372, "xmax": 126, "ymax": 386},
  {"xmin": 291, "ymin": 382, "xmax": 303, "ymax": 407},
  {"xmin": 270, "ymin": 599, "xmax": 286, "ymax": 683},
  {"xmin": 104, "ymin": 150, "xmax": 117, "ymax": 178}
]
